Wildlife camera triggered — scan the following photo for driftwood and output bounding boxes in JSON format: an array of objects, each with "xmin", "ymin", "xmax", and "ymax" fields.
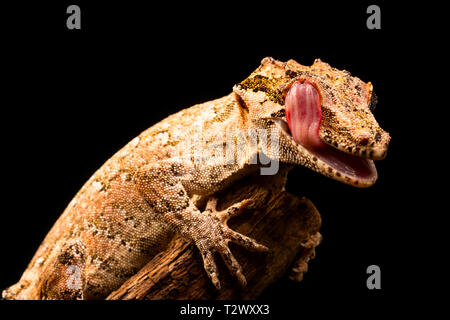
[{"xmin": 107, "ymin": 168, "xmax": 321, "ymax": 300}]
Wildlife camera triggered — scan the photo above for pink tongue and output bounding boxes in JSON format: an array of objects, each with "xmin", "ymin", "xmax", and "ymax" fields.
[{"xmin": 285, "ymin": 81, "xmax": 324, "ymax": 148}]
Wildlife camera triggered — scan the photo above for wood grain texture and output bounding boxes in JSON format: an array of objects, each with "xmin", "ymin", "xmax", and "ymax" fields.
[{"xmin": 107, "ymin": 172, "xmax": 321, "ymax": 300}]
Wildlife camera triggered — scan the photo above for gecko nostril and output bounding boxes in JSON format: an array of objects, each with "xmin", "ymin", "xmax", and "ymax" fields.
[
  {"xmin": 359, "ymin": 138, "xmax": 369, "ymax": 146},
  {"xmin": 375, "ymin": 131, "xmax": 382, "ymax": 142}
]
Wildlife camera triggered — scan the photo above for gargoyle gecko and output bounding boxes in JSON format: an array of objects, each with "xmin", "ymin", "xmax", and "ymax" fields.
[{"xmin": 3, "ymin": 57, "xmax": 390, "ymax": 299}]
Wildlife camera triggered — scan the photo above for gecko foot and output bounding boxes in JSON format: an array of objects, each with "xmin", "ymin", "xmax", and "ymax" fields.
[
  {"xmin": 192, "ymin": 197, "xmax": 268, "ymax": 290},
  {"xmin": 289, "ymin": 232, "xmax": 322, "ymax": 282}
]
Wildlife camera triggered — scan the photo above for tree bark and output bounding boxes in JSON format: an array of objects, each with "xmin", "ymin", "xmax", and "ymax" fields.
[{"xmin": 107, "ymin": 169, "xmax": 321, "ymax": 300}]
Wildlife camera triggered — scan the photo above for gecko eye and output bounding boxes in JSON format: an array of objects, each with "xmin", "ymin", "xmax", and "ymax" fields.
[{"xmin": 369, "ymin": 92, "xmax": 377, "ymax": 111}]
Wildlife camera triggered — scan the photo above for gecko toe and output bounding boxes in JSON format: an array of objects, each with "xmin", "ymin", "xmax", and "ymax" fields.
[
  {"xmin": 219, "ymin": 245, "xmax": 247, "ymax": 287},
  {"xmin": 205, "ymin": 197, "xmax": 219, "ymax": 212},
  {"xmin": 219, "ymin": 198, "xmax": 254, "ymax": 222},
  {"xmin": 227, "ymin": 229, "xmax": 269, "ymax": 252},
  {"xmin": 200, "ymin": 249, "xmax": 221, "ymax": 290}
]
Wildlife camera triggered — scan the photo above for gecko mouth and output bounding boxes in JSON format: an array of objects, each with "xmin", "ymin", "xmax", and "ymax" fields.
[{"xmin": 279, "ymin": 80, "xmax": 377, "ymax": 186}]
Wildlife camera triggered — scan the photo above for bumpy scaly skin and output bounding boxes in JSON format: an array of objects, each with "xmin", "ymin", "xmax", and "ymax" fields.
[{"xmin": 3, "ymin": 57, "xmax": 390, "ymax": 300}]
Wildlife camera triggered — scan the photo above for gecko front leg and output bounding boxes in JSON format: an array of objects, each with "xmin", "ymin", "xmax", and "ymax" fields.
[{"xmin": 135, "ymin": 162, "xmax": 268, "ymax": 289}]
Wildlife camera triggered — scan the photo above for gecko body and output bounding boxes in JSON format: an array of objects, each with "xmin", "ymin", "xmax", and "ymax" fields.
[{"xmin": 3, "ymin": 58, "xmax": 390, "ymax": 299}]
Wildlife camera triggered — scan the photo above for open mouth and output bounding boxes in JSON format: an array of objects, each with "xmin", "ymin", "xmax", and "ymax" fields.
[{"xmin": 277, "ymin": 80, "xmax": 377, "ymax": 186}]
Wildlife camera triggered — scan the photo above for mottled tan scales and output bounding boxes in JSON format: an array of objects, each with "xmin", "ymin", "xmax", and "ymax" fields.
[{"xmin": 3, "ymin": 57, "xmax": 390, "ymax": 300}]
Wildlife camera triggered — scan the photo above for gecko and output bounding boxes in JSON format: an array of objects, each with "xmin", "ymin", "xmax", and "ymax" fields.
[{"xmin": 2, "ymin": 57, "xmax": 390, "ymax": 300}]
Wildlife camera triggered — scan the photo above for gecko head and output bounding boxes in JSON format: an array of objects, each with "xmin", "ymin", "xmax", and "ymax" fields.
[{"xmin": 233, "ymin": 57, "xmax": 391, "ymax": 187}]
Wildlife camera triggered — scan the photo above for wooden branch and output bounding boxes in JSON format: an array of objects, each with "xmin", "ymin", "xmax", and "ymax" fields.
[{"xmin": 107, "ymin": 170, "xmax": 321, "ymax": 300}]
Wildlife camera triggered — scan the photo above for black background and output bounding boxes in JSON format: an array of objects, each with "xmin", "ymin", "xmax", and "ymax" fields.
[{"xmin": 0, "ymin": 0, "xmax": 433, "ymax": 315}]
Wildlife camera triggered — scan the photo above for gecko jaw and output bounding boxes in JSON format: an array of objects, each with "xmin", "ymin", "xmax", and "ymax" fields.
[{"xmin": 273, "ymin": 117, "xmax": 377, "ymax": 187}]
